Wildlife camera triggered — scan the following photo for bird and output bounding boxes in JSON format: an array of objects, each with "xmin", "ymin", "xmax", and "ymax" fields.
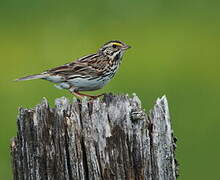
[{"xmin": 15, "ymin": 40, "xmax": 131, "ymax": 99}]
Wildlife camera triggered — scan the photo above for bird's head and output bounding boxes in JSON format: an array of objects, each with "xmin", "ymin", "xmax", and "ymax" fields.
[{"xmin": 99, "ymin": 40, "xmax": 131, "ymax": 59}]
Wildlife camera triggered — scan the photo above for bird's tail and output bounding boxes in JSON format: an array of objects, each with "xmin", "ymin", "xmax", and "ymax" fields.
[{"xmin": 14, "ymin": 73, "xmax": 48, "ymax": 81}]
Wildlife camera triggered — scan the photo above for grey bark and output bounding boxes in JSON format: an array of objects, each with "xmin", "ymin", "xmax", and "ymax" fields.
[{"xmin": 11, "ymin": 94, "xmax": 178, "ymax": 180}]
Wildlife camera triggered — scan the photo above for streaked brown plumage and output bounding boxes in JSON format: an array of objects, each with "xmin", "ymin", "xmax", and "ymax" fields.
[{"xmin": 15, "ymin": 40, "xmax": 131, "ymax": 98}]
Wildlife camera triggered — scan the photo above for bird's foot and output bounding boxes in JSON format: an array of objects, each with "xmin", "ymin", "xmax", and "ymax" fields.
[{"xmin": 72, "ymin": 92, "xmax": 105, "ymax": 100}]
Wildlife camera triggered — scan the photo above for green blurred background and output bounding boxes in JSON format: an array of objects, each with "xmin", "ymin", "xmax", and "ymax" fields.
[{"xmin": 1, "ymin": 0, "xmax": 220, "ymax": 179}]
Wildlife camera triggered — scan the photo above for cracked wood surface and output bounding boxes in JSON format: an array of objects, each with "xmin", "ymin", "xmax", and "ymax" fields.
[{"xmin": 11, "ymin": 94, "xmax": 178, "ymax": 180}]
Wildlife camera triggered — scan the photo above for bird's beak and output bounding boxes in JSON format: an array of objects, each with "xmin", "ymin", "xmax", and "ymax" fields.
[{"xmin": 123, "ymin": 45, "xmax": 131, "ymax": 50}]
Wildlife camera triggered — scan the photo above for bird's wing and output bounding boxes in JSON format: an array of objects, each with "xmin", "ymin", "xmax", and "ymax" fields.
[{"xmin": 46, "ymin": 53, "xmax": 110, "ymax": 80}]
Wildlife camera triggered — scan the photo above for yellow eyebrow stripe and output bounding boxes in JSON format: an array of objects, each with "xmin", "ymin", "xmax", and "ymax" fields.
[{"xmin": 112, "ymin": 42, "xmax": 123, "ymax": 46}]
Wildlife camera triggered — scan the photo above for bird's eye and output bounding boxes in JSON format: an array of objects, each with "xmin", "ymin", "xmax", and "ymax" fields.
[{"xmin": 112, "ymin": 44, "xmax": 117, "ymax": 48}]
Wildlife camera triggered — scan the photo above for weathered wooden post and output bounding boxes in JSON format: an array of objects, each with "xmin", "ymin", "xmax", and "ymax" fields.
[{"xmin": 11, "ymin": 94, "xmax": 178, "ymax": 180}]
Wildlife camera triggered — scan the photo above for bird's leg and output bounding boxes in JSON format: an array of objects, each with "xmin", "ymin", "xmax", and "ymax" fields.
[
  {"xmin": 71, "ymin": 91, "xmax": 84, "ymax": 99},
  {"xmin": 72, "ymin": 91, "xmax": 104, "ymax": 99}
]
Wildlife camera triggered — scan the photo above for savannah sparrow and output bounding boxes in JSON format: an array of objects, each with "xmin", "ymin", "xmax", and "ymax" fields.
[{"xmin": 15, "ymin": 40, "xmax": 131, "ymax": 98}]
